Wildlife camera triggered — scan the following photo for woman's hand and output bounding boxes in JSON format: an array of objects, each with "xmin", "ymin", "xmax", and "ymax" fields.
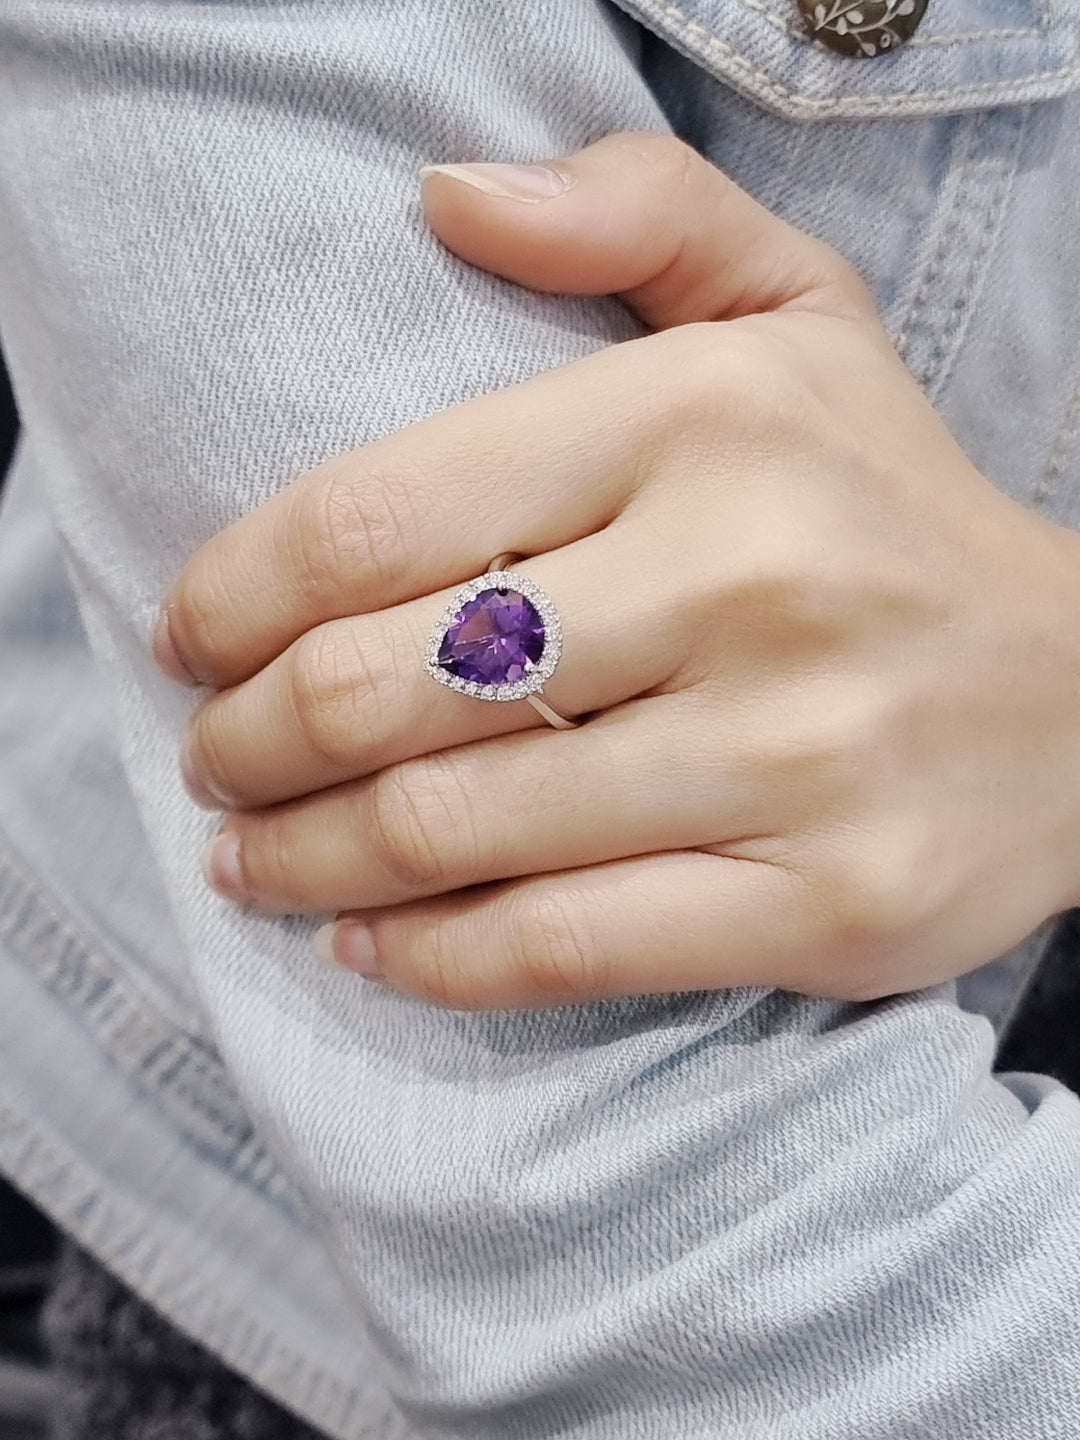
[{"xmin": 156, "ymin": 133, "xmax": 1080, "ymax": 1008}]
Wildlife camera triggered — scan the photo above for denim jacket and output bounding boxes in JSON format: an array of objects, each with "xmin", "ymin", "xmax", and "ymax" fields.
[{"xmin": 2, "ymin": 3, "xmax": 1080, "ymax": 1436}]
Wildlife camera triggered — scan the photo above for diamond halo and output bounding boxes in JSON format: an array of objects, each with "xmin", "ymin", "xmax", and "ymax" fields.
[{"xmin": 424, "ymin": 570, "xmax": 564, "ymax": 702}]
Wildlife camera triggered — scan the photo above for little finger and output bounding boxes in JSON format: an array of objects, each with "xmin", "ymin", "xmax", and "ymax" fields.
[{"xmin": 315, "ymin": 851, "xmax": 818, "ymax": 1009}]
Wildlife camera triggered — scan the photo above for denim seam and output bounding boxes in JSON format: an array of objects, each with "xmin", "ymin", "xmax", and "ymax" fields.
[
  {"xmin": 740, "ymin": 0, "xmax": 1050, "ymax": 43},
  {"xmin": 892, "ymin": 106, "xmax": 1026, "ymax": 400},
  {"xmin": 896, "ymin": 107, "xmax": 1028, "ymax": 401},
  {"xmin": 893, "ymin": 111, "xmax": 985, "ymax": 366},
  {"xmin": 1034, "ymin": 371, "xmax": 1080, "ymax": 507},
  {"xmin": 736, "ymin": 7, "xmax": 1046, "ymax": 48},
  {"xmin": 906, "ymin": 26, "xmax": 1046, "ymax": 50},
  {"xmin": 0, "ymin": 822, "xmax": 303, "ymax": 1218},
  {"xmin": 619, "ymin": 0, "xmax": 1079, "ymax": 114},
  {"xmin": 0, "ymin": 1094, "xmax": 419, "ymax": 1440},
  {"xmin": 920, "ymin": 106, "xmax": 1028, "ymax": 403}
]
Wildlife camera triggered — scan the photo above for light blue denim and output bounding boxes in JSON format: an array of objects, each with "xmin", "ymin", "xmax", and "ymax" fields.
[{"xmin": 2, "ymin": 2, "xmax": 1080, "ymax": 1436}]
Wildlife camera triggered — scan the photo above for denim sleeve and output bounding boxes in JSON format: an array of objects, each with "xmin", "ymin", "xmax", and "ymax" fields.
[{"xmin": 1, "ymin": 4, "xmax": 1080, "ymax": 1439}]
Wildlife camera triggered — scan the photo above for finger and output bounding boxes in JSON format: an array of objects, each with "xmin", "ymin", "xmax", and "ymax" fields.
[
  {"xmin": 313, "ymin": 851, "xmax": 820, "ymax": 1009},
  {"xmin": 200, "ymin": 695, "xmax": 770, "ymax": 914},
  {"xmin": 182, "ymin": 526, "xmax": 691, "ymax": 811},
  {"xmin": 421, "ymin": 130, "xmax": 877, "ymax": 330},
  {"xmin": 155, "ymin": 330, "xmax": 682, "ymax": 691}
]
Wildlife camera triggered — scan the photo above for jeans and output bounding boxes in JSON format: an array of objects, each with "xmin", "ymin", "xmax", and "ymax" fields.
[{"xmin": 2, "ymin": 2, "xmax": 1080, "ymax": 1436}]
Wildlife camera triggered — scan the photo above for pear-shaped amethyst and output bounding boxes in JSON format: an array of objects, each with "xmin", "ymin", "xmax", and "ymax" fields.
[{"xmin": 436, "ymin": 586, "xmax": 545, "ymax": 687}]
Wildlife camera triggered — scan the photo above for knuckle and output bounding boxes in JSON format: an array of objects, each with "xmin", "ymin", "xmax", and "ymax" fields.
[
  {"xmin": 809, "ymin": 831, "xmax": 935, "ymax": 962},
  {"xmin": 286, "ymin": 627, "xmax": 359, "ymax": 769},
  {"xmin": 234, "ymin": 815, "xmax": 303, "ymax": 910},
  {"xmin": 287, "ymin": 624, "xmax": 394, "ymax": 769},
  {"xmin": 661, "ymin": 323, "xmax": 791, "ymax": 435},
  {"xmin": 625, "ymin": 131, "xmax": 698, "ymax": 193},
  {"xmin": 506, "ymin": 889, "xmax": 602, "ymax": 1001},
  {"xmin": 366, "ymin": 759, "xmax": 462, "ymax": 895},
  {"xmin": 187, "ymin": 701, "xmax": 238, "ymax": 802},
  {"xmin": 166, "ymin": 560, "xmax": 232, "ymax": 683},
  {"xmin": 407, "ymin": 920, "xmax": 476, "ymax": 1010},
  {"xmin": 815, "ymin": 248, "xmax": 878, "ymax": 320},
  {"xmin": 257, "ymin": 822, "xmax": 298, "ymax": 904},
  {"xmin": 289, "ymin": 465, "xmax": 418, "ymax": 607}
]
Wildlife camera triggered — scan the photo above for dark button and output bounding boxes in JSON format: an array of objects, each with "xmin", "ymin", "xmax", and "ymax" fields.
[{"xmin": 797, "ymin": 0, "xmax": 929, "ymax": 57}]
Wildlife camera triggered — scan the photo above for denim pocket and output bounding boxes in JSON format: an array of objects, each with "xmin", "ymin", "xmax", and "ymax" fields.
[{"xmin": 611, "ymin": 0, "xmax": 1080, "ymax": 117}]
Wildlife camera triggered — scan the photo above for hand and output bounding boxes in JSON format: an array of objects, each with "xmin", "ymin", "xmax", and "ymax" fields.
[{"xmin": 156, "ymin": 133, "xmax": 1080, "ymax": 1009}]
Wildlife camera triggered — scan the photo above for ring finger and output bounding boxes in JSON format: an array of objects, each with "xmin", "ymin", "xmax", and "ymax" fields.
[{"xmin": 183, "ymin": 524, "xmax": 692, "ymax": 811}]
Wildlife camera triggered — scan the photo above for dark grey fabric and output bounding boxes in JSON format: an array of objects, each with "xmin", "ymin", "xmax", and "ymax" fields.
[
  {"xmin": 0, "ymin": 1175, "xmax": 56, "ymax": 1437},
  {"xmin": 998, "ymin": 910, "xmax": 1080, "ymax": 1091},
  {"xmin": 0, "ymin": 349, "xmax": 16, "ymax": 489},
  {"xmin": 41, "ymin": 1243, "xmax": 330, "ymax": 1440}
]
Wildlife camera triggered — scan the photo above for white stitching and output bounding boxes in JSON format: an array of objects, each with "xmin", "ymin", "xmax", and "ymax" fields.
[
  {"xmin": 730, "ymin": 0, "xmax": 805, "ymax": 40},
  {"xmin": 731, "ymin": 7, "xmax": 1046, "ymax": 47},
  {"xmin": 907, "ymin": 28, "xmax": 1045, "ymax": 49},
  {"xmin": 1035, "ymin": 372, "xmax": 1080, "ymax": 507},
  {"xmin": 626, "ymin": 0, "xmax": 1079, "ymax": 114},
  {"xmin": 733, "ymin": 0, "xmax": 795, "ymax": 34},
  {"xmin": 897, "ymin": 0, "xmax": 1050, "ymax": 48},
  {"xmin": 894, "ymin": 110, "xmax": 986, "ymax": 361},
  {"xmin": 922, "ymin": 107, "xmax": 1028, "ymax": 400},
  {"xmin": 731, "ymin": 0, "xmax": 1049, "ymax": 44},
  {"xmin": 0, "ymin": 823, "xmax": 301, "ymax": 1215}
]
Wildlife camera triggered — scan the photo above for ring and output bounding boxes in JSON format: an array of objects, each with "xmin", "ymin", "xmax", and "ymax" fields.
[{"xmin": 424, "ymin": 553, "xmax": 579, "ymax": 730}]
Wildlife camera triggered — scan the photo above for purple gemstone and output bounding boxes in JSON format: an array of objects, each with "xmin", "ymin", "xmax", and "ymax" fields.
[{"xmin": 437, "ymin": 587, "xmax": 546, "ymax": 687}]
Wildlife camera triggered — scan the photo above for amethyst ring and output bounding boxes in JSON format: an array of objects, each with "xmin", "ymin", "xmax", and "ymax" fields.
[{"xmin": 424, "ymin": 554, "xmax": 578, "ymax": 730}]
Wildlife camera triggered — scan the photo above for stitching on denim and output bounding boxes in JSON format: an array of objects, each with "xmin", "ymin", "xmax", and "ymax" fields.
[
  {"xmin": 734, "ymin": 0, "xmax": 1049, "ymax": 44},
  {"xmin": 0, "ymin": 1103, "xmax": 420, "ymax": 1440},
  {"xmin": 1034, "ymin": 371, "xmax": 1080, "ymax": 507},
  {"xmin": 894, "ymin": 111, "xmax": 986, "ymax": 364},
  {"xmin": 919, "ymin": 107, "xmax": 1029, "ymax": 401},
  {"xmin": 624, "ymin": 0, "xmax": 1079, "ymax": 112},
  {"xmin": 1046, "ymin": 377, "xmax": 1080, "ymax": 479},
  {"xmin": 905, "ymin": 0, "xmax": 1051, "ymax": 47},
  {"xmin": 907, "ymin": 26, "xmax": 1045, "ymax": 49},
  {"xmin": 732, "ymin": 0, "xmax": 798, "ymax": 39},
  {"xmin": 736, "ymin": 5, "xmax": 1045, "ymax": 47},
  {"xmin": 895, "ymin": 108, "xmax": 1027, "ymax": 398},
  {"xmin": 0, "ymin": 824, "xmax": 301, "ymax": 1217},
  {"xmin": 646, "ymin": 0, "xmax": 1073, "ymax": 101}
]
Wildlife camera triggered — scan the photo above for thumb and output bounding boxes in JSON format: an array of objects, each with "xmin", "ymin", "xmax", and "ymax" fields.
[{"xmin": 420, "ymin": 131, "xmax": 876, "ymax": 329}]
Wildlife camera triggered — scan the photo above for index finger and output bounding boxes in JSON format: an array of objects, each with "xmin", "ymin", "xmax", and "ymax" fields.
[{"xmin": 154, "ymin": 333, "xmax": 677, "ymax": 690}]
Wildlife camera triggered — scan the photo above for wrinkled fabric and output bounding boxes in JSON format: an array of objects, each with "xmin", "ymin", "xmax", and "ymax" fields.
[{"xmin": 2, "ymin": 2, "xmax": 1080, "ymax": 1436}]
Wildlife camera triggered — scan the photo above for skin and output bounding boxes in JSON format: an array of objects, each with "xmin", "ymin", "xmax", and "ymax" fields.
[{"xmin": 155, "ymin": 132, "xmax": 1080, "ymax": 1010}]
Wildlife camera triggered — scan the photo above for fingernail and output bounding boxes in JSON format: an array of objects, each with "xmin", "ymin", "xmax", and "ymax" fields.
[
  {"xmin": 180, "ymin": 734, "xmax": 232, "ymax": 810},
  {"xmin": 201, "ymin": 830, "xmax": 248, "ymax": 904},
  {"xmin": 153, "ymin": 608, "xmax": 198, "ymax": 687},
  {"xmin": 311, "ymin": 920, "xmax": 381, "ymax": 978},
  {"xmin": 419, "ymin": 162, "xmax": 572, "ymax": 203}
]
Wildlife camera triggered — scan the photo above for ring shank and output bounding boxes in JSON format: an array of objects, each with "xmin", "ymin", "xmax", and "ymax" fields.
[{"xmin": 526, "ymin": 693, "xmax": 579, "ymax": 730}]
